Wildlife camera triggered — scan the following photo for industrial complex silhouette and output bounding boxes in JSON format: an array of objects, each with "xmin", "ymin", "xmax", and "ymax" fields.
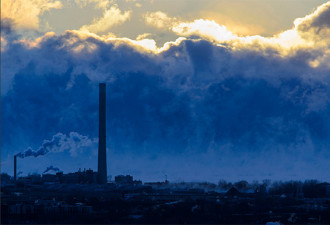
[{"xmin": 3, "ymin": 83, "xmax": 330, "ymax": 224}]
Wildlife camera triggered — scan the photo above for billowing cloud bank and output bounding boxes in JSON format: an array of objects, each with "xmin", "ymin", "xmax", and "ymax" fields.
[{"xmin": 1, "ymin": 2, "xmax": 330, "ymax": 181}]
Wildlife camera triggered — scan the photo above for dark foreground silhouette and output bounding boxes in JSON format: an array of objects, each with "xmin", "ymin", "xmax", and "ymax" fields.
[{"xmin": 1, "ymin": 173, "xmax": 330, "ymax": 224}]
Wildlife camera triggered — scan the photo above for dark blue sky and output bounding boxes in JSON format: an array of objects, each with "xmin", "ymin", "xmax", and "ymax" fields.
[{"xmin": 1, "ymin": 2, "xmax": 330, "ymax": 182}]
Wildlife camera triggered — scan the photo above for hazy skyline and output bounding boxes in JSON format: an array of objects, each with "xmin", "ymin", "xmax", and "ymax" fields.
[{"xmin": 1, "ymin": 0, "xmax": 330, "ymax": 182}]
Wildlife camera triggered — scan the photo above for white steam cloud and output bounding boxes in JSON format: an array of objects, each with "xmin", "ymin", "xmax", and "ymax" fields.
[
  {"xmin": 16, "ymin": 132, "xmax": 97, "ymax": 158},
  {"xmin": 43, "ymin": 165, "xmax": 61, "ymax": 174}
]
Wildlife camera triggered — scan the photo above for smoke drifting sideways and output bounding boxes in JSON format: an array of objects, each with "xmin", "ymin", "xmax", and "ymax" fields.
[
  {"xmin": 15, "ymin": 132, "xmax": 97, "ymax": 159},
  {"xmin": 43, "ymin": 165, "xmax": 61, "ymax": 174}
]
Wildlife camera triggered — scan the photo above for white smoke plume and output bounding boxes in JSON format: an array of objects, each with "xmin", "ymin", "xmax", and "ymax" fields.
[
  {"xmin": 43, "ymin": 165, "xmax": 61, "ymax": 174},
  {"xmin": 15, "ymin": 132, "xmax": 97, "ymax": 158}
]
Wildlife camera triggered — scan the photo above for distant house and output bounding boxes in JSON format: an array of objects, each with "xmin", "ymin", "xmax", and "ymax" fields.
[
  {"xmin": 318, "ymin": 183, "xmax": 330, "ymax": 197},
  {"xmin": 303, "ymin": 182, "xmax": 330, "ymax": 198},
  {"xmin": 326, "ymin": 184, "xmax": 330, "ymax": 197},
  {"xmin": 225, "ymin": 187, "xmax": 240, "ymax": 197},
  {"xmin": 1, "ymin": 173, "xmax": 12, "ymax": 185}
]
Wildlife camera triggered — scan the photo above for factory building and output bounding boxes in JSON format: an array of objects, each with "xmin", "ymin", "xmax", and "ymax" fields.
[
  {"xmin": 56, "ymin": 169, "xmax": 97, "ymax": 184},
  {"xmin": 115, "ymin": 175, "xmax": 133, "ymax": 184}
]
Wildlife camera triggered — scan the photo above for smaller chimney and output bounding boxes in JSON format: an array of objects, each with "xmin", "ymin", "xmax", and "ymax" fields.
[{"xmin": 14, "ymin": 155, "xmax": 17, "ymax": 181}]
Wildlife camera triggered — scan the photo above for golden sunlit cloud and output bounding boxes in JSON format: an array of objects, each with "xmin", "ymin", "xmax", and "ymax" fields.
[
  {"xmin": 1, "ymin": 36, "xmax": 8, "ymax": 52},
  {"xmin": 80, "ymin": 6, "xmax": 131, "ymax": 34},
  {"xmin": 141, "ymin": 2, "xmax": 330, "ymax": 69},
  {"xmin": 173, "ymin": 19, "xmax": 237, "ymax": 43},
  {"xmin": 1, "ymin": 0, "xmax": 62, "ymax": 30},
  {"xmin": 144, "ymin": 11, "xmax": 177, "ymax": 29},
  {"xmin": 198, "ymin": 11, "xmax": 266, "ymax": 36},
  {"xmin": 74, "ymin": 0, "xmax": 110, "ymax": 9},
  {"xmin": 136, "ymin": 33, "xmax": 152, "ymax": 40},
  {"xmin": 143, "ymin": 4, "xmax": 330, "ymax": 57},
  {"xmin": 15, "ymin": 32, "xmax": 57, "ymax": 49},
  {"xmin": 3, "ymin": 0, "xmax": 330, "ymax": 68},
  {"xmin": 294, "ymin": 2, "xmax": 330, "ymax": 42},
  {"xmin": 68, "ymin": 30, "xmax": 182, "ymax": 54}
]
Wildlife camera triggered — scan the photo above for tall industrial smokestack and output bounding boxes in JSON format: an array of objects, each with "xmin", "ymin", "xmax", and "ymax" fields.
[
  {"xmin": 14, "ymin": 155, "xmax": 17, "ymax": 181},
  {"xmin": 98, "ymin": 83, "xmax": 107, "ymax": 184}
]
